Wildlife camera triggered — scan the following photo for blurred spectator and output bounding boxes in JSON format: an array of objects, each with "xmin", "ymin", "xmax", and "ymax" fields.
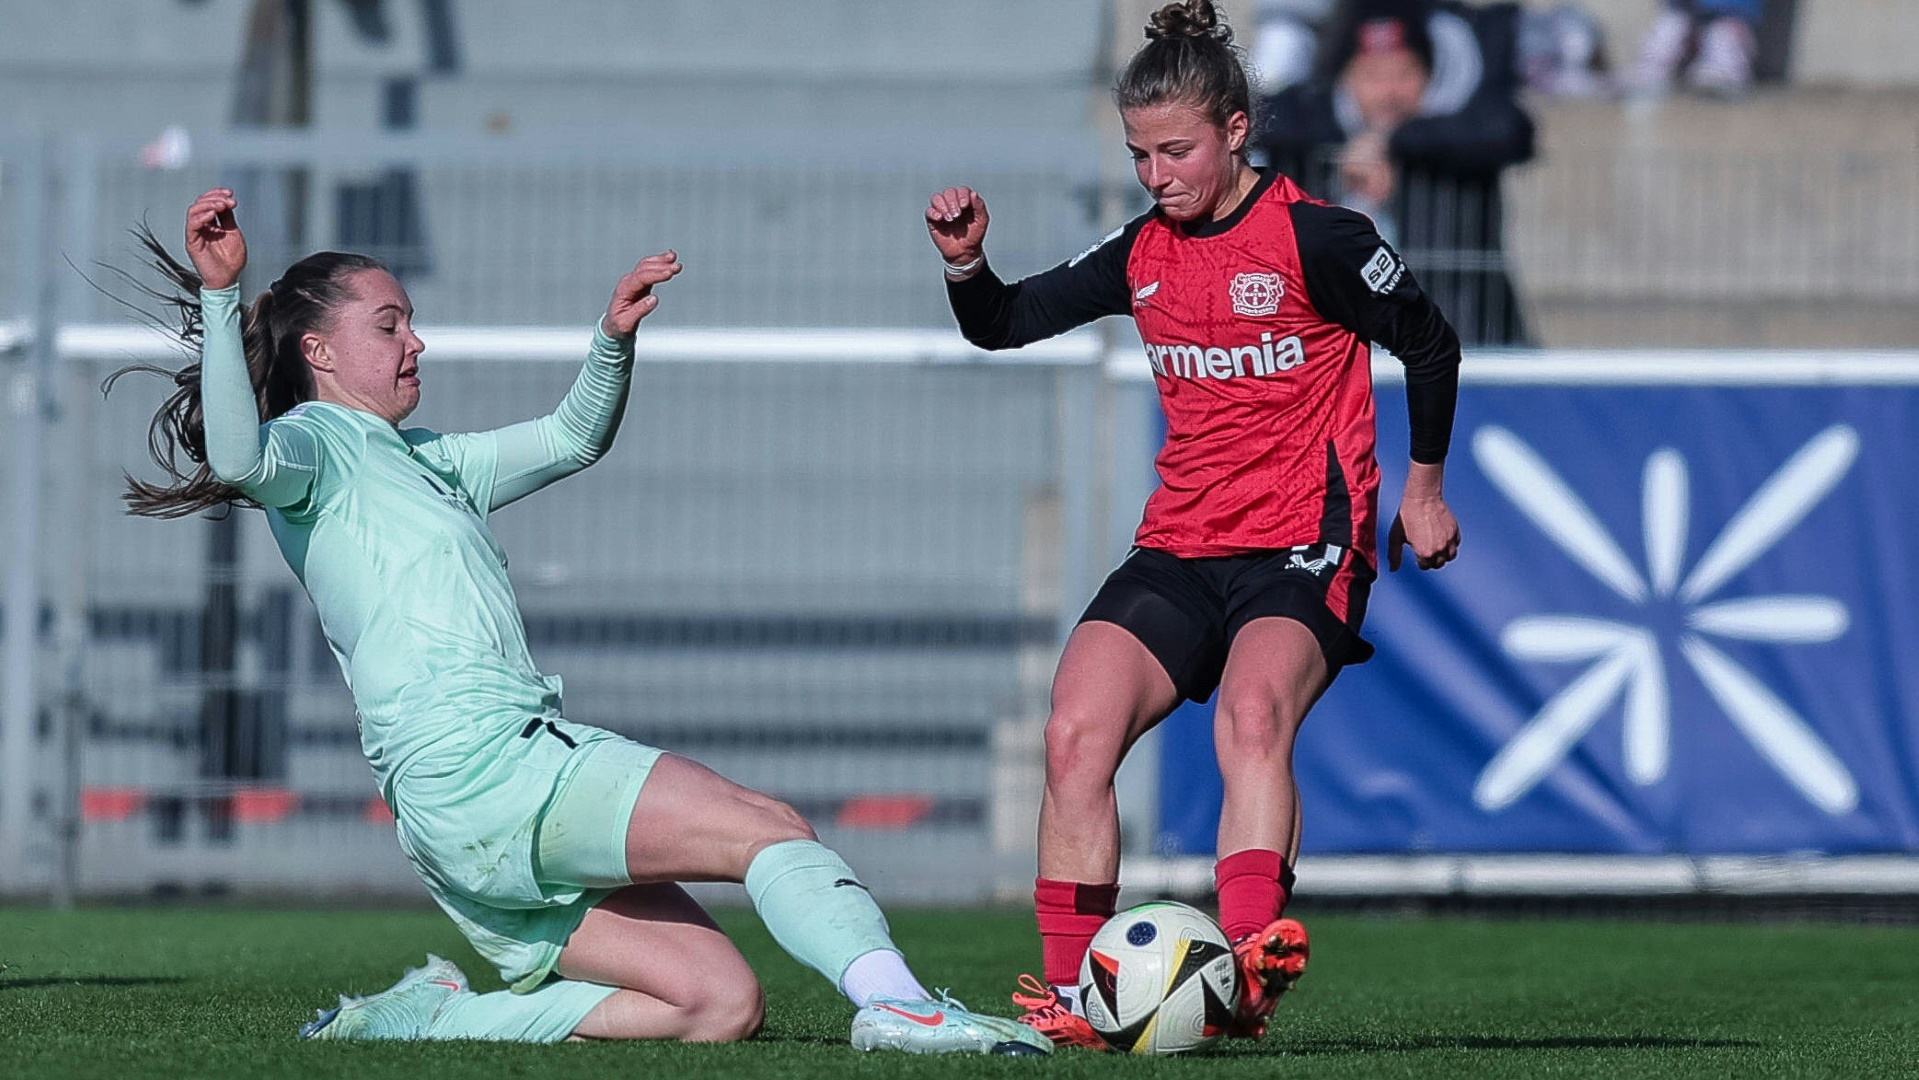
[
  {"xmin": 1517, "ymin": 3, "xmax": 1611, "ymax": 98},
  {"xmin": 1250, "ymin": 0, "xmax": 1336, "ymax": 93},
  {"xmin": 1259, "ymin": 0, "xmax": 1535, "ymax": 346},
  {"xmin": 1628, "ymin": 1, "xmax": 1760, "ymax": 97}
]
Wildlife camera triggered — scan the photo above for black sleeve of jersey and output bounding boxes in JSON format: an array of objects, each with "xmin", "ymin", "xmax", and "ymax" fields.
[
  {"xmin": 945, "ymin": 213, "xmax": 1148, "ymax": 351},
  {"xmin": 1290, "ymin": 201, "xmax": 1461, "ymax": 464}
]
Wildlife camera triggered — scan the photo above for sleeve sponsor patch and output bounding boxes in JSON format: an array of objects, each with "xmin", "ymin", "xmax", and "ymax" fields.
[
  {"xmin": 1361, "ymin": 246, "xmax": 1406, "ymax": 295},
  {"xmin": 1068, "ymin": 225, "xmax": 1125, "ymax": 267}
]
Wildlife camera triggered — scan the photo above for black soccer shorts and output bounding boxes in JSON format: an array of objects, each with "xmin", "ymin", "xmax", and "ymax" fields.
[{"xmin": 1077, "ymin": 542, "xmax": 1376, "ymax": 704}]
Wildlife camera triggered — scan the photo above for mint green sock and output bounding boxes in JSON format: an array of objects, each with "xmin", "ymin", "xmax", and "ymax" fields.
[
  {"xmin": 745, "ymin": 839, "xmax": 901, "ymax": 989},
  {"xmin": 426, "ymin": 980, "xmax": 618, "ymax": 1042}
]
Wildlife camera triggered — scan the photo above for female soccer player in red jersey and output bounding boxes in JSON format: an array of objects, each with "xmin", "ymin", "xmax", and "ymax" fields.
[{"xmin": 926, "ymin": 0, "xmax": 1461, "ymax": 1048}]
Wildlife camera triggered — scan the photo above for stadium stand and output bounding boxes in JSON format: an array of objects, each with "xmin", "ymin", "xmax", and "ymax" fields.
[{"xmin": 2, "ymin": 0, "xmax": 1915, "ymax": 905}]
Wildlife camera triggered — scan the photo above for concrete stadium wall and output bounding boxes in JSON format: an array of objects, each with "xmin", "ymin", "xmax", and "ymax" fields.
[
  {"xmin": 1532, "ymin": 0, "xmax": 1919, "ymax": 88},
  {"xmin": 2, "ymin": 0, "xmax": 1107, "ymax": 136}
]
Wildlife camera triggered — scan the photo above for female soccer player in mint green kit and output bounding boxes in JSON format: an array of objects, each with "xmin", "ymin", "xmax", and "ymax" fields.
[{"xmin": 122, "ymin": 189, "xmax": 1048, "ymax": 1055}]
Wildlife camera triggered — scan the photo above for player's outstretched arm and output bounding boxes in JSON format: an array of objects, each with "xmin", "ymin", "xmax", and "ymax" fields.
[
  {"xmin": 189, "ymin": 191, "xmax": 341, "ymax": 509},
  {"xmin": 600, "ymin": 250, "xmax": 682, "ymax": 339},
  {"xmin": 185, "ymin": 187, "xmax": 246, "ymax": 291},
  {"xmin": 1387, "ymin": 461, "xmax": 1460, "ymax": 572},
  {"xmin": 926, "ymin": 186, "xmax": 990, "ymax": 280},
  {"xmin": 191, "ymin": 189, "xmax": 267, "ymax": 489},
  {"xmin": 193, "ymin": 190, "xmax": 328, "ymax": 507},
  {"xmin": 189, "ymin": 190, "xmax": 322, "ymax": 508},
  {"xmin": 931, "ymin": 185, "xmax": 1137, "ymax": 351},
  {"xmin": 188, "ymin": 190, "xmax": 262, "ymax": 487},
  {"xmin": 482, "ymin": 251, "xmax": 682, "ymax": 510}
]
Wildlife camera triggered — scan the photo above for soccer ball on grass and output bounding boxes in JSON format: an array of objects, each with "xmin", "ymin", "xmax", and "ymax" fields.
[{"xmin": 1078, "ymin": 901, "xmax": 1240, "ymax": 1054}]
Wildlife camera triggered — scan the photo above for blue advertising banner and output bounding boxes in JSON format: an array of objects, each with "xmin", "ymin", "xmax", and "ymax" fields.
[{"xmin": 1157, "ymin": 373, "xmax": 1919, "ymax": 856}]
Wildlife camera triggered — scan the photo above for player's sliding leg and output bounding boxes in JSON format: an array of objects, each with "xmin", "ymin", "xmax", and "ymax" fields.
[
  {"xmin": 1212, "ymin": 617, "xmax": 1330, "ymax": 1038},
  {"xmin": 300, "ymin": 955, "xmax": 471, "ymax": 1040},
  {"xmin": 551, "ymin": 883, "xmax": 767, "ymax": 1041},
  {"xmin": 607, "ymin": 753, "xmax": 1050, "ymax": 1055},
  {"xmin": 301, "ymin": 886, "xmax": 755, "ymax": 1043},
  {"xmin": 1018, "ymin": 621, "xmax": 1179, "ymax": 1049},
  {"xmin": 774, "ymin": 893, "xmax": 1046, "ymax": 1055},
  {"xmin": 299, "ymin": 958, "xmax": 620, "ymax": 1043},
  {"xmin": 613, "ymin": 754, "xmax": 928, "ymax": 1003}
]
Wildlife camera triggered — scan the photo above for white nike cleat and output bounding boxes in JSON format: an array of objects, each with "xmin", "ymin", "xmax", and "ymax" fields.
[
  {"xmin": 299, "ymin": 955, "xmax": 469, "ymax": 1040},
  {"xmin": 852, "ymin": 992, "xmax": 1052, "ymax": 1056}
]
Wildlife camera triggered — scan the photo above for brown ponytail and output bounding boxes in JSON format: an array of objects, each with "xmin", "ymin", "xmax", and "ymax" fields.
[
  {"xmin": 104, "ymin": 227, "xmax": 385, "ymax": 518},
  {"xmin": 1116, "ymin": 0, "xmax": 1256, "ymax": 136},
  {"xmin": 1146, "ymin": 0, "xmax": 1225, "ymax": 41}
]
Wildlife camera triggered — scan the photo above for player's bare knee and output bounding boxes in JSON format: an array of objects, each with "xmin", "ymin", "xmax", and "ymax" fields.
[
  {"xmin": 726, "ymin": 796, "xmax": 819, "ymax": 879},
  {"xmin": 734, "ymin": 797, "xmax": 816, "ymax": 872},
  {"xmin": 1044, "ymin": 710, "xmax": 1119, "ymax": 790},
  {"xmin": 760, "ymin": 796, "xmax": 816, "ymax": 843},
  {"xmin": 1215, "ymin": 700, "xmax": 1302, "ymax": 762},
  {"xmin": 736, "ymin": 979, "xmax": 767, "ymax": 1039},
  {"xmin": 686, "ymin": 977, "xmax": 764, "ymax": 1042}
]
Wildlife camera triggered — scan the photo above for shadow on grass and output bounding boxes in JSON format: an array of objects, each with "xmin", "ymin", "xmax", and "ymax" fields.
[
  {"xmin": 746, "ymin": 1031, "xmax": 1764, "ymax": 1056},
  {"xmin": 757, "ymin": 1033, "xmax": 854, "ymax": 1048},
  {"xmin": 0, "ymin": 975, "xmax": 189, "ymax": 991},
  {"xmin": 1286, "ymin": 1034, "xmax": 1760, "ymax": 1055}
]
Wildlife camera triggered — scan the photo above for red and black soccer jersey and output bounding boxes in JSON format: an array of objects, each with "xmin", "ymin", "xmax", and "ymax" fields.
[{"xmin": 948, "ymin": 170, "xmax": 1460, "ymax": 562}]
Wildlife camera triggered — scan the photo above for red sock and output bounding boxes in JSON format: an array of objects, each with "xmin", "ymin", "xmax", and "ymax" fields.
[
  {"xmin": 1215, "ymin": 849, "xmax": 1288, "ymax": 943},
  {"xmin": 1035, "ymin": 877, "xmax": 1120, "ymax": 987}
]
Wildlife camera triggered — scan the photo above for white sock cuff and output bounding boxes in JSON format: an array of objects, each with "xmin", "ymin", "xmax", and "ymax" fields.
[{"xmin": 839, "ymin": 947, "xmax": 930, "ymax": 1008}]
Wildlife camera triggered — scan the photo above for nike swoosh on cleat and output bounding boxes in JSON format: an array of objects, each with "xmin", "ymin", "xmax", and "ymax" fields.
[
  {"xmin": 431, "ymin": 980, "xmax": 463, "ymax": 991},
  {"xmin": 873, "ymin": 1004, "xmax": 946, "ymax": 1026}
]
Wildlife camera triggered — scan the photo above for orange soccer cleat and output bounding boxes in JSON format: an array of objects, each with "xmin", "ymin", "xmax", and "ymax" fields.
[
  {"xmin": 1010, "ymin": 973, "xmax": 1110, "ymax": 1051},
  {"xmin": 1228, "ymin": 916, "xmax": 1310, "ymax": 1038}
]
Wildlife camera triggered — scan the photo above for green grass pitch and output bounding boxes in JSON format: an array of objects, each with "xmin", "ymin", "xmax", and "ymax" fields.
[{"xmin": 2, "ymin": 906, "xmax": 1915, "ymax": 1078}]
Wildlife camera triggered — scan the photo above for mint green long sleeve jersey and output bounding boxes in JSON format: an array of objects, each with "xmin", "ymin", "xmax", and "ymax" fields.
[{"xmin": 198, "ymin": 285, "xmax": 634, "ymax": 792}]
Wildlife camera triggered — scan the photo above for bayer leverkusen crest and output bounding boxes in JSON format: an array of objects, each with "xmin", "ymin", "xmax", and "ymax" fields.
[{"xmin": 1229, "ymin": 271, "xmax": 1283, "ymax": 317}]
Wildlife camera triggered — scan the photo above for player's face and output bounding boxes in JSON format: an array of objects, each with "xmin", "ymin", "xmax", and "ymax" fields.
[
  {"xmin": 1341, "ymin": 47, "xmax": 1430, "ymax": 132},
  {"xmin": 1122, "ymin": 102, "xmax": 1250, "ymax": 223},
  {"xmin": 311, "ymin": 269, "xmax": 425, "ymax": 424}
]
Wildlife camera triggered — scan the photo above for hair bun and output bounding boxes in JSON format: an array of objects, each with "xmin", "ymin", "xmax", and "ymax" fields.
[{"xmin": 1145, "ymin": 0, "xmax": 1231, "ymax": 45}]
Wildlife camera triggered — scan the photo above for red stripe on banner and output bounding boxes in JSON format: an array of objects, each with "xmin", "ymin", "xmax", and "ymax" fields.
[
  {"xmin": 835, "ymin": 795, "xmax": 935, "ymax": 830},
  {"xmin": 364, "ymin": 797, "xmax": 396, "ymax": 824},
  {"xmin": 80, "ymin": 788, "xmax": 146, "ymax": 822},
  {"xmin": 231, "ymin": 788, "xmax": 300, "ymax": 823}
]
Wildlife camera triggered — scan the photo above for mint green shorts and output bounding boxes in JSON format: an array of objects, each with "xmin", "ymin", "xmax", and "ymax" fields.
[{"xmin": 391, "ymin": 724, "xmax": 662, "ymax": 993}]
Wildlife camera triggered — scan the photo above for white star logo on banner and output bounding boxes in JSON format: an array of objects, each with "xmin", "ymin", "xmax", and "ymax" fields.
[{"xmin": 1471, "ymin": 424, "xmax": 1861, "ymax": 816}]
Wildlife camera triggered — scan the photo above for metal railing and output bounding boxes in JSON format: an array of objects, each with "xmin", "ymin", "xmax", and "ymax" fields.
[
  {"xmin": 5, "ymin": 127, "xmax": 1918, "ymax": 902},
  {"xmin": 0, "ymin": 130, "xmax": 1148, "ymax": 902}
]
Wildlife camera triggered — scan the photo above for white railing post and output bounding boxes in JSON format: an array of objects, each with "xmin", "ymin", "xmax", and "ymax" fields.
[{"xmin": 0, "ymin": 135, "xmax": 59, "ymax": 896}]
